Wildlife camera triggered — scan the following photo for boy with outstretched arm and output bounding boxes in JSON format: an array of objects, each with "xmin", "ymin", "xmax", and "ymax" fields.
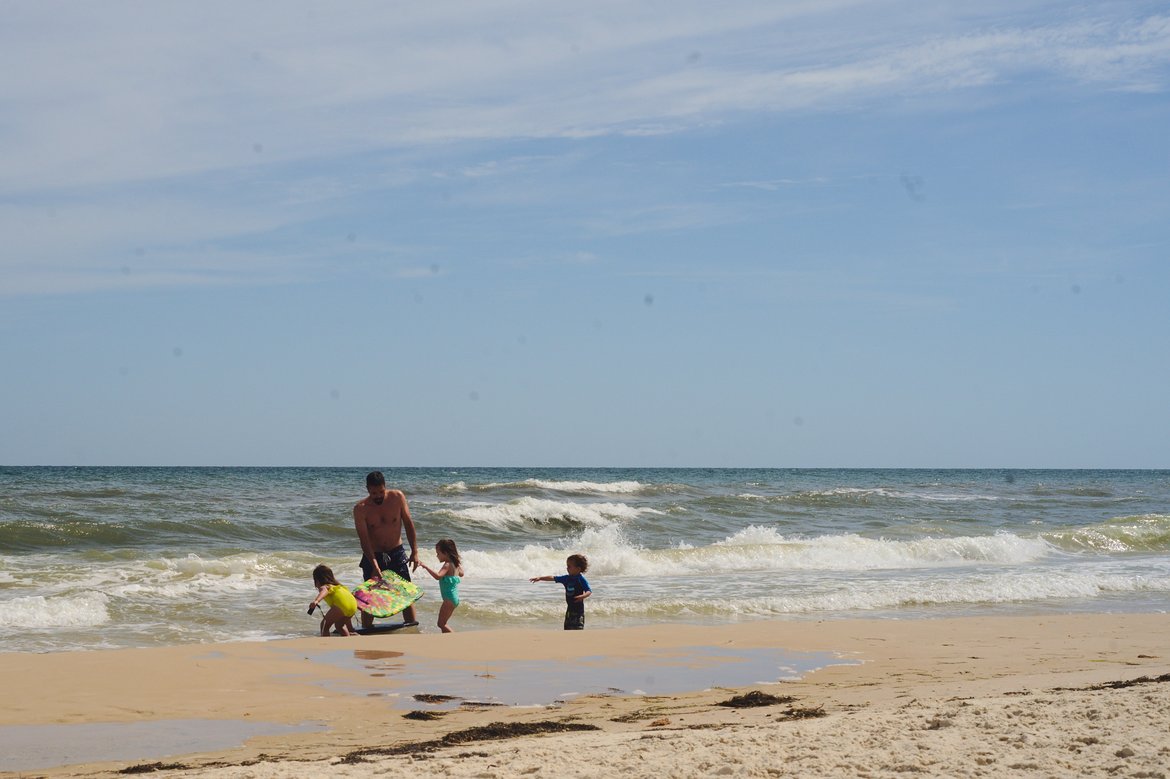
[{"xmin": 531, "ymin": 553, "xmax": 591, "ymax": 630}]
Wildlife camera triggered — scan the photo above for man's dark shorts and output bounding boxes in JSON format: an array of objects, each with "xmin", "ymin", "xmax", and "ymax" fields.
[
  {"xmin": 564, "ymin": 610, "xmax": 585, "ymax": 630},
  {"xmin": 360, "ymin": 545, "xmax": 411, "ymax": 582}
]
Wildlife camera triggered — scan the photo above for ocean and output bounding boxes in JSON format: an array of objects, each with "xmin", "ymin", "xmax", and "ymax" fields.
[{"xmin": 1, "ymin": 467, "xmax": 1167, "ymax": 653}]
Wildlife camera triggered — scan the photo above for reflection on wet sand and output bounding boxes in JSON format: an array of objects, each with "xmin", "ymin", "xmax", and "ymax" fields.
[
  {"xmin": 310, "ymin": 644, "xmax": 855, "ymax": 709},
  {"xmin": 0, "ymin": 719, "xmax": 322, "ymax": 772}
]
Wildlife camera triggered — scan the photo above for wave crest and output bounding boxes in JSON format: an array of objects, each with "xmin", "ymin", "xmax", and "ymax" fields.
[
  {"xmin": 459, "ymin": 525, "xmax": 1055, "ymax": 579},
  {"xmin": 0, "ymin": 591, "xmax": 111, "ymax": 629},
  {"xmin": 443, "ymin": 497, "xmax": 659, "ymax": 529},
  {"xmin": 443, "ymin": 479, "xmax": 673, "ymax": 495},
  {"xmin": 1044, "ymin": 514, "xmax": 1170, "ymax": 552}
]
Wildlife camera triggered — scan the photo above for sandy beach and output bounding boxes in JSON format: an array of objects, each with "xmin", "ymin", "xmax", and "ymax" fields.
[{"xmin": 2, "ymin": 613, "xmax": 1168, "ymax": 778}]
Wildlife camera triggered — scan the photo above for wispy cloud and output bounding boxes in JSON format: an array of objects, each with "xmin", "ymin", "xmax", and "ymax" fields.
[
  {"xmin": 2, "ymin": 1, "xmax": 1167, "ymax": 295},
  {"xmin": 722, "ymin": 176, "xmax": 862, "ymax": 191},
  {"xmin": 3, "ymin": 3, "xmax": 1167, "ymax": 194}
]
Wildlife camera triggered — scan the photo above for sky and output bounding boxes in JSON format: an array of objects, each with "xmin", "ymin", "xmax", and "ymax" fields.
[{"xmin": 1, "ymin": 1, "xmax": 1168, "ymax": 468}]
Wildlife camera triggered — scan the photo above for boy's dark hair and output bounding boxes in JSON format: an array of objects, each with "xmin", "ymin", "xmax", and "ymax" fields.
[
  {"xmin": 436, "ymin": 538, "xmax": 462, "ymax": 568},
  {"xmin": 313, "ymin": 564, "xmax": 340, "ymax": 587},
  {"xmin": 366, "ymin": 471, "xmax": 386, "ymax": 488},
  {"xmin": 567, "ymin": 553, "xmax": 588, "ymax": 573}
]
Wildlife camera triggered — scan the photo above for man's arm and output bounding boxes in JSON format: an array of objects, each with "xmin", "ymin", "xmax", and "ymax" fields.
[
  {"xmin": 398, "ymin": 491, "xmax": 420, "ymax": 570},
  {"xmin": 353, "ymin": 503, "xmax": 382, "ymax": 577}
]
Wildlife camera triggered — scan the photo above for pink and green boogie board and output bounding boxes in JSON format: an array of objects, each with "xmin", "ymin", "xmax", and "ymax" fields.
[{"xmin": 352, "ymin": 570, "xmax": 423, "ymax": 619}]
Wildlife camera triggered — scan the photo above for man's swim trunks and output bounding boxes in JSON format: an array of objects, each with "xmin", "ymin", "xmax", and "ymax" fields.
[{"xmin": 360, "ymin": 544, "xmax": 412, "ymax": 583}]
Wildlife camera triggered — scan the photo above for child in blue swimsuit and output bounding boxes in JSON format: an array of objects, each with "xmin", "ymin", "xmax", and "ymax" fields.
[
  {"xmin": 531, "ymin": 553, "xmax": 591, "ymax": 630},
  {"xmin": 418, "ymin": 538, "xmax": 463, "ymax": 633}
]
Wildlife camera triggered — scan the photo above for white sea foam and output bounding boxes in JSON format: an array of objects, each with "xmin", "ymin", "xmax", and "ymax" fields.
[
  {"xmin": 732, "ymin": 488, "xmax": 1002, "ymax": 505},
  {"xmin": 2, "ymin": 554, "xmax": 308, "ymax": 609},
  {"xmin": 458, "ymin": 525, "xmax": 1055, "ymax": 580},
  {"xmin": 919, "ymin": 492, "xmax": 1002, "ymax": 502},
  {"xmin": 468, "ymin": 569, "xmax": 1170, "ymax": 621},
  {"xmin": 458, "ymin": 525, "xmax": 648, "ymax": 578},
  {"xmin": 106, "ymin": 573, "xmax": 267, "ymax": 599},
  {"xmin": 724, "ymin": 571, "xmax": 1170, "ymax": 615},
  {"xmin": 0, "ymin": 591, "xmax": 111, "ymax": 629},
  {"xmin": 465, "ymin": 479, "xmax": 652, "ymax": 494},
  {"xmin": 707, "ymin": 526, "xmax": 1052, "ymax": 570},
  {"xmin": 799, "ymin": 487, "xmax": 1000, "ymax": 502},
  {"xmin": 716, "ymin": 524, "xmax": 1048, "ymax": 568},
  {"xmin": 447, "ymin": 497, "xmax": 659, "ymax": 529}
]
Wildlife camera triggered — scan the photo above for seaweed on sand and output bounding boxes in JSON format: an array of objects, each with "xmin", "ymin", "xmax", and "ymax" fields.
[
  {"xmin": 717, "ymin": 690, "xmax": 797, "ymax": 708},
  {"xmin": 1051, "ymin": 672, "xmax": 1170, "ymax": 692},
  {"xmin": 779, "ymin": 704, "xmax": 827, "ymax": 720},
  {"xmin": 339, "ymin": 720, "xmax": 601, "ymax": 763},
  {"xmin": 119, "ymin": 763, "xmax": 187, "ymax": 774},
  {"xmin": 413, "ymin": 693, "xmax": 461, "ymax": 704},
  {"xmin": 404, "ymin": 710, "xmax": 448, "ymax": 721}
]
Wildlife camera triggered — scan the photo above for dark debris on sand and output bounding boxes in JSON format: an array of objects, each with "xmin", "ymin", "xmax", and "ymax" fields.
[
  {"xmin": 404, "ymin": 710, "xmax": 448, "ymax": 720},
  {"xmin": 119, "ymin": 755, "xmax": 274, "ymax": 774},
  {"xmin": 778, "ymin": 704, "xmax": 827, "ymax": 720},
  {"xmin": 1051, "ymin": 672, "xmax": 1170, "ymax": 692},
  {"xmin": 413, "ymin": 693, "xmax": 461, "ymax": 704},
  {"xmin": 717, "ymin": 690, "xmax": 797, "ymax": 708},
  {"xmin": 119, "ymin": 763, "xmax": 188, "ymax": 774},
  {"xmin": 339, "ymin": 720, "xmax": 601, "ymax": 763}
]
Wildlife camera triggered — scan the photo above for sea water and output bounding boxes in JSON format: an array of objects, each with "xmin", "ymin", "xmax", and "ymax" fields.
[{"xmin": 1, "ymin": 467, "xmax": 1167, "ymax": 653}]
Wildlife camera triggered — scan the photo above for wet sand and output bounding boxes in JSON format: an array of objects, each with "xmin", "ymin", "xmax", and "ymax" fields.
[{"xmin": 2, "ymin": 613, "xmax": 1168, "ymax": 777}]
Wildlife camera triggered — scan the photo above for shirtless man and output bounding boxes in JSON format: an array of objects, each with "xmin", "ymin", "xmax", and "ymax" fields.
[{"xmin": 353, "ymin": 471, "xmax": 420, "ymax": 628}]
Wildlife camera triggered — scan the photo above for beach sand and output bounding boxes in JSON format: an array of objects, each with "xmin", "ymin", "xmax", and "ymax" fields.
[{"xmin": 2, "ymin": 614, "xmax": 1168, "ymax": 778}]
